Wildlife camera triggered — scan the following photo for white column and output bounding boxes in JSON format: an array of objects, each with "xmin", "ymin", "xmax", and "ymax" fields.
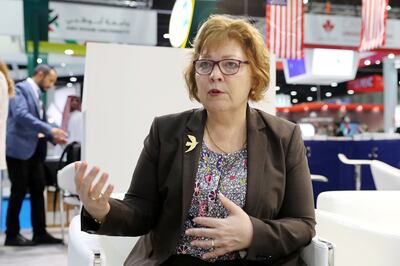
[{"xmin": 383, "ymin": 57, "xmax": 399, "ymax": 133}]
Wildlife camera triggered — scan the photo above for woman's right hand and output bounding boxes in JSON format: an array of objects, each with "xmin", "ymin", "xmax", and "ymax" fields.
[{"xmin": 75, "ymin": 161, "xmax": 114, "ymax": 222}]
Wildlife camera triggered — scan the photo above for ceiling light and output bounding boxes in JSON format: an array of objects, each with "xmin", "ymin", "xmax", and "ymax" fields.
[
  {"xmin": 388, "ymin": 53, "xmax": 395, "ymax": 59},
  {"xmin": 67, "ymin": 83, "xmax": 73, "ymax": 88},
  {"xmin": 375, "ymin": 60, "xmax": 381, "ymax": 65},
  {"xmin": 331, "ymin": 82, "xmax": 338, "ymax": 87},
  {"xmin": 386, "ymin": 5, "xmax": 391, "ymax": 11},
  {"xmin": 163, "ymin": 33, "xmax": 170, "ymax": 39},
  {"xmin": 321, "ymin": 104, "xmax": 329, "ymax": 111},
  {"xmin": 310, "ymin": 86, "xmax": 317, "ymax": 92},
  {"xmin": 340, "ymin": 105, "xmax": 346, "ymax": 112},
  {"xmin": 303, "ymin": 0, "xmax": 309, "ymax": 4},
  {"xmin": 325, "ymin": 92, "xmax": 332, "ymax": 97},
  {"xmin": 64, "ymin": 49, "xmax": 74, "ymax": 55},
  {"xmin": 347, "ymin": 90, "xmax": 355, "ymax": 95},
  {"xmin": 307, "ymin": 96, "xmax": 313, "ymax": 101},
  {"xmin": 304, "ymin": 106, "xmax": 309, "ymax": 111},
  {"xmin": 284, "ymin": 108, "xmax": 290, "ymax": 113},
  {"xmin": 275, "ymin": 86, "xmax": 280, "ymax": 91},
  {"xmin": 372, "ymin": 106, "xmax": 380, "ymax": 113},
  {"xmin": 36, "ymin": 58, "xmax": 42, "ymax": 64},
  {"xmin": 292, "ymin": 98, "xmax": 298, "ymax": 104},
  {"xmin": 290, "ymin": 91, "xmax": 297, "ymax": 96},
  {"xmin": 364, "ymin": 59, "xmax": 371, "ymax": 66},
  {"xmin": 356, "ymin": 105, "xmax": 363, "ymax": 112},
  {"xmin": 61, "ymin": 62, "xmax": 66, "ymax": 67},
  {"xmin": 70, "ymin": 77, "xmax": 77, "ymax": 82}
]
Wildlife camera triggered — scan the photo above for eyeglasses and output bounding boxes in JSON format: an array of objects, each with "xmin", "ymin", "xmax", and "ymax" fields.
[{"xmin": 193, "ymin": 59, "xmax": 250, "ymax": 75}]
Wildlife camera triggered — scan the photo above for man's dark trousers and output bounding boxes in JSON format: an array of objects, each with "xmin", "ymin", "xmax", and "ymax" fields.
[{"xmin": 5, "ymin": 140, "xmax": 47, "ymax": 237}]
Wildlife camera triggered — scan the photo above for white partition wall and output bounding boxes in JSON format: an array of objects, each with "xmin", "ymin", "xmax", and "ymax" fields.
[{"xmin": 83, "ymin": 43, "xmax": 275, "ymax": 192}]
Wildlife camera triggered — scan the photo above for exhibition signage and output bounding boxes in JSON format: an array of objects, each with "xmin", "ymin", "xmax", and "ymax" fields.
[
  {"xmin": 48, "ymin": 2, "xmax": 157, "ymax": 45},
  {"xmin": 304, "ymin": 14, "xmax": 400, "ymax": 50},
  {"xmin": 0, "ymin": 0, "xmax": 24, "ymax": 36},
  {"xmin": 346, "ymin": 75, "xmax": 384, "ymax": 93}
]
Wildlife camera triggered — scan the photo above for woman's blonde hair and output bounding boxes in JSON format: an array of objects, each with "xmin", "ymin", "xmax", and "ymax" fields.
[
  {"xmin": 0, "ymin": 60, "xmax": 14, "ymax": 97},
  {"xmin": 184, "ymin": 15, "xmax": 270, "ymax": 102}
]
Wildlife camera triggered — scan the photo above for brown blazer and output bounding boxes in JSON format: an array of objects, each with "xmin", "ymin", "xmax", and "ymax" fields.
[{"xmin": 82, "ymin": 107, "xmax": 315, "ymax": 266}]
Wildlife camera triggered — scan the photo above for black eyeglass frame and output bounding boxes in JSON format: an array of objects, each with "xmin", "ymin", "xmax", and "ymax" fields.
[{"xmin": 193, "ymin": 59, "xmax": 250, "ymax": 75}]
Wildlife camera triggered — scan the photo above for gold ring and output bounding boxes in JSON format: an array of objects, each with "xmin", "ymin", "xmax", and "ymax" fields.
[
  {"xmin": 211, "ymin": 239, "xmax": 215, "ymax": 249},
  {"xmin": 90, "ymin": 193, "xmax": 103, "ymax": 201}
]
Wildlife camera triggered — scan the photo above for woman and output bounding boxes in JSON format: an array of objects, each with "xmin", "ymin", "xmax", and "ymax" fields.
[
  {"xmin": 76, "ymin": 15, "xmax": 315, "ymax": 266},
  {"xmin": 0, "ymin": 60, "xmax": 14, "ymax": 171}
]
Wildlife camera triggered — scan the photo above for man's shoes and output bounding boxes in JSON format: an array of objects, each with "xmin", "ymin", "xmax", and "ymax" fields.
[
  {"xmin": 32, "ymin": 232, "xmax": 63, "ymax": 245},
  {"xmin": 4, "ymin": 234, "xmax": 36, "ymax": 246}
]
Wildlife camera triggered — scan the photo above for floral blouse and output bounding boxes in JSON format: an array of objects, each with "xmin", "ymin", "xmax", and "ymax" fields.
[{"xmin": 175, "ymin": 142, "xmax": 248, "ymax": 261}]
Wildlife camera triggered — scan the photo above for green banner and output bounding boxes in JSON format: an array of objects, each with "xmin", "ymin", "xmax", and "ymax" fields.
[
  {"xmin": 186, "ymin": 0, "xmax": 217, "ymax": 48},
  {"xmin": 24, "ymin": 0, "xmax": 49, "ymax": 75}
]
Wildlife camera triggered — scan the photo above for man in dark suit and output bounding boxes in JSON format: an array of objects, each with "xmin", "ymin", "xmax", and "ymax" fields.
[{"xmin": 5, "ymin": 64, "xmax": 68, "ymax": 246}]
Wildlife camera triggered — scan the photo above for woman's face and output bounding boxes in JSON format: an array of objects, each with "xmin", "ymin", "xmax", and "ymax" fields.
[{"xmin": 195, "ymin": 39, "xmax": 253, "ymax": 114}]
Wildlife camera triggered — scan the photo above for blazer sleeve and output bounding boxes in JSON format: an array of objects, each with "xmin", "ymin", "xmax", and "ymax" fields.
[
  {"xmin": 246, "ymin": 125, "xmax": 316, "ymax": 261},
  {"xmin": 9, "ymin": 86, "xmax": 53, "ymax": 136},
  {"xmin": 81, "ymin": 117, "xmax": 161, "ymax": 236}
]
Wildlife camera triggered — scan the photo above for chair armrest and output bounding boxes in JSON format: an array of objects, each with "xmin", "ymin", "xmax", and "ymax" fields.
[
  {"xmin": 300, "ymin": 236, "xmax": 335, "ymax": 266},
  {"xmin": 316, "ymin": 209, "xmax": 400, "ymax": 266},
  {"xmin": 68, "ymin": 215, "xmax": 105, "ymax": 266},
  {"xmin": 317, "ymin": 191, "xmax": 400, "ymax": 225}
]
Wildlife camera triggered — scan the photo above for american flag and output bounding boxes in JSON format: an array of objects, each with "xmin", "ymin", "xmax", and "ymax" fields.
[
  {"xmin": 358, "ymin": 0, "xmax": 389, "ymax": 51},
  {"xmin": 266, "ymin": 0, "xmax": 304, "ymax": 59}
]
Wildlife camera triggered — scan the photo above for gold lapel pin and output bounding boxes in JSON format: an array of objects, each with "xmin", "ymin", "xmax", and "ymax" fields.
[{"xmin": 185, "ymin": 135, "xmax": 198, "ymax": 153}]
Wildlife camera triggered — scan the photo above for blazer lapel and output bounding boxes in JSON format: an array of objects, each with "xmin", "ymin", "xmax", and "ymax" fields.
[
  {"xmin": 244, "ymin": 107, "xmax": 268, "ymax": 216},
  {"xmin": 181, "ymin": 109, "xmax": 206, "ymax": 224},
  {"xmin": 24, "ymin": 81, "xmax": 41, "ymax": 118}
]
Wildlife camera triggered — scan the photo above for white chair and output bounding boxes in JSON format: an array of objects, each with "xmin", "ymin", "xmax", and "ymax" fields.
[
  {"xmin": 68, "ymin": 193, "xmax": 138, "ymax": 266},
  {"xmin": 315, "ymin": 191, "xmax": 400, "ymax": 266},
  {"xmin": 337, "ymin": 153, "xmax": 371, "ymax": 190},
  {"xmin": 311, "ymin": 174, "xmax": 329, "ymax": 183},
  {"xmin": 370, "ymin": 160, "xmax": 400, "ymax": 190},
  {"xmin": 338, "ymin": 153, "xmax": 400, "ymax": 190},
  {"xmin": 301, "ymin": 236, "xmax": 334, "ymax": 266},
  {"xmin": 57, "ymin": 162, "xmax": 81, "ymax": 242},
  {"xmin": 68, "ymin": 215, "xmax": 104, "ymax": 266}
]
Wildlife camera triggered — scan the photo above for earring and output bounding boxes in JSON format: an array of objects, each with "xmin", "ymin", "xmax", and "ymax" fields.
[{"xmin": 250, "ymin": 90, "xmax": 255, "ymax": 95}]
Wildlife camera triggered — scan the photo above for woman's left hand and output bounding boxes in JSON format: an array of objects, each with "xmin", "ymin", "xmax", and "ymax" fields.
[{"xmin": 185, "ymin": 193, "xmax": 253, "ymax": 260}]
